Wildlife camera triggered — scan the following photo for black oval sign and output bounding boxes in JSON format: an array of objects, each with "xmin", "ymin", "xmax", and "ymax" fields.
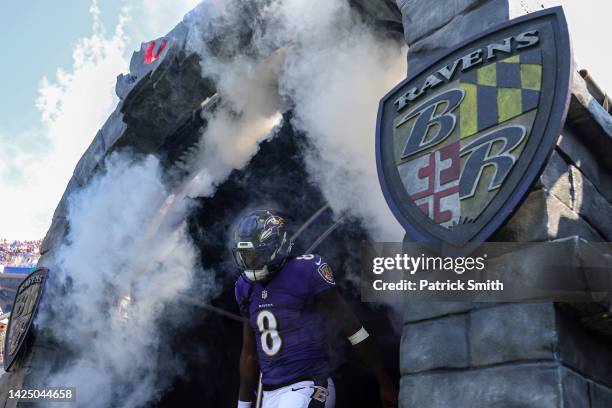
[{"xmin": 4, "ymin": 267, "xmax": 48, "ymax": 371}]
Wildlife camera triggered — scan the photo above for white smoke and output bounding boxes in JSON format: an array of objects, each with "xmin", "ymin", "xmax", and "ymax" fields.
[
  {"xmin": 40, "ymin": 153, "xmax": 204, "ymax": 408},
  {"xmin": 175, "ymin": 2, "xmax": 286, "ymax": 199},
  {"xmin": 36, "ymin": 6, "xmax": 288, "ymax": 406},
  {"xmin": 274, "ymin": 9, "xmax": 407, "ymax": 241},
  {"xmin": 185, "ymin": 54, "xmax": 284, "ymax": 197},
  {"xmin": 36, "ymin": 6, "xmax": 286, "ymax": 406},
  {"xmin": 269, "ymin": 0, "xmax": 406, "ymax": 240},
  {"xmin": 180, "ymin": 0, "xmax": 408, "ymax": 337},
  {"xmin": 186, "ymin": 0, "xmax": 406, "ymax": 240},
  {"xmin": 34, "ymin": 1, "xmax": 408, "ymax": 406}
]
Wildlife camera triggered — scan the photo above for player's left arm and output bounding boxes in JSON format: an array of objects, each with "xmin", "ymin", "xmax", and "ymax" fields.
[{"xmin": 316, "ymin": 289, "xmax": 398, "ymax": 408}]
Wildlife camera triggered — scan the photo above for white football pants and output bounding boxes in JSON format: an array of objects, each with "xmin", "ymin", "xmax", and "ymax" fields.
[{"xmin": 262, "ymin": 378, "xmax": 336, "ymax": 408}]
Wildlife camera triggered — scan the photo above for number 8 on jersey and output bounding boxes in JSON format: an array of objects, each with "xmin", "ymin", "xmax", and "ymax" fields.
[{"xmin": 257, "ymin": 310, "xmax": 282, "ymax": 356}]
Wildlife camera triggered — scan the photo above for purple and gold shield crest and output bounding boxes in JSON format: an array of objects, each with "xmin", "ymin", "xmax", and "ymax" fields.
[{"xmin": 376, "ymin": 7, "xmax": 572, "ymax": 248}]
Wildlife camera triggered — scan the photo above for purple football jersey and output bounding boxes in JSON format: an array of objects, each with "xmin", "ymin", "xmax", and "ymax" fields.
[{"xmin": 235, "ymin": 254, "xmax": 336, "ymax": 387}]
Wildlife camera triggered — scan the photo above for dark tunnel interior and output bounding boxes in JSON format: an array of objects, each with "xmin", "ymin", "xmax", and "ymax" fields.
[{"xmin": 151, "ymin": 113, "xmax": 400, "ymax": 407}]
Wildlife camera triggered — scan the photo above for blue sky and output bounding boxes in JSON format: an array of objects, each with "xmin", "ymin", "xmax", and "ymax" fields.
[
  {"xmin": 0, "ymin": 0, "xmax": 610, "ymax": 240},
  {"xmin": 0, "ymin": 0, "xmax": 200, "ymax": 239},
  {"xmin": 0, "ymin": 1, "xmax": 124, "ymax": 136}
]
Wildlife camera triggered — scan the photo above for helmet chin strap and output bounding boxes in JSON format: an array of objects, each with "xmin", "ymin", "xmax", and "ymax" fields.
[{"xmin": 244, "ymin": 266, "xmax": 271, "ymax": 282}]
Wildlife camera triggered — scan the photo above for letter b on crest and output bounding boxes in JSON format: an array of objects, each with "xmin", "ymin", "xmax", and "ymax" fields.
[{"xmin": 398, "ymin": 89, "xmax": 465, "ymax": 158}]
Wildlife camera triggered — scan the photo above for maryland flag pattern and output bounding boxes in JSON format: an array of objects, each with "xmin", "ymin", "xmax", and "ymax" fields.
[
  {"xmin": 394, "ymin": 49, "xmax": 542, "ymax": 228},
  {"xmin": 459, "ymin": 48, "xmax": 542, "ymax": 138},
  {"xmin": 378, "ymin": 8, "xmax": 572, "ymax": 246}
]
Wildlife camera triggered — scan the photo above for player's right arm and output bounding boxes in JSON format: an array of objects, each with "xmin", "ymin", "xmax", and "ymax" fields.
[{"xmin": 238, "ymin": 319, "xmax": 259, "ymax": 405}]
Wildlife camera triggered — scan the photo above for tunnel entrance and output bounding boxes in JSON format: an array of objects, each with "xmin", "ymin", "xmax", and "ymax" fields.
[{"xmin": 152, "ymin": 114, "xmax": 400, "ymax": 407}]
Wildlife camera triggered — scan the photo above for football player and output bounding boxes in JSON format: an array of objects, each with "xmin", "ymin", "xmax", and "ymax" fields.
[{"xmin": 233, "ymin": 210, "xmax": 398, "ymax": 408}]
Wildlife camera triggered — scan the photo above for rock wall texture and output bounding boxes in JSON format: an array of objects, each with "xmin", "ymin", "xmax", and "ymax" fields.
[
  {"xmin": 398, "ymin": 0, "xmax": 546, "ymax": 75},
  {"xmin": 396, "ymin": 1, "xmax": 612, "ymax": 407}
]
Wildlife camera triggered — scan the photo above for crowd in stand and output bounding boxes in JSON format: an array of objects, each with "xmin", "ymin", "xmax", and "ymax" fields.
[{"xmin": 0, "ymin": 239, "xmax": 41, "ymax": 268}]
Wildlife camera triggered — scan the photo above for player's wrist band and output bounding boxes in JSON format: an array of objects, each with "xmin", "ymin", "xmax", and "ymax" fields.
[
  {"xmin": 348, "ymin": 327, "xmax": 369, "ymax": 345},
  {"xmin": 237, "ymin": 401, "xmax": 252, "ymax": 408}
]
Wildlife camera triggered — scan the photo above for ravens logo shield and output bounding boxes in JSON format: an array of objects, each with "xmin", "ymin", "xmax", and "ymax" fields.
[
  {"xmin": 376, "ymin": 7, "xmax": 572, "ymax": 249},
  {"xmin": 318, "ymin": 264, "xmax": 335, "ymax": 285}
]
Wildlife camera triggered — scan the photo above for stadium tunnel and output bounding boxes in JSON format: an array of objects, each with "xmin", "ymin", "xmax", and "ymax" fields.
[
  {"xmin": 148, "ymin": 5, "xmax": 406, "ymax": 403},
  {"xmin": 150, "ymin": 110, "xmax": 400, "ymax": 407}
]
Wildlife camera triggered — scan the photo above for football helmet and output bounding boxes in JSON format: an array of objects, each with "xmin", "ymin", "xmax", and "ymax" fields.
[{"xmin": 231, "ymin": 210, "xmax": 293, "ymax": 282}]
